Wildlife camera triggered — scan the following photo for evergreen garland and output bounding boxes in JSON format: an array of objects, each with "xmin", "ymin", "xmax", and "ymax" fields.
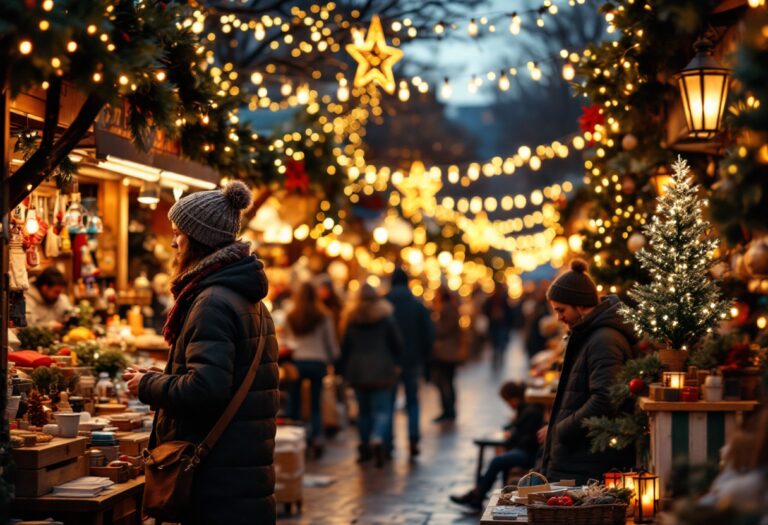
[{"xmin": 620, "ymin": 156, "xmax": 729, "ymax": 350}]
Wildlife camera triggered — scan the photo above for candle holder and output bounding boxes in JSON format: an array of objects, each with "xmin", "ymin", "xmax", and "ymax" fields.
[
  {"xmin": 663, "ymin": 371, "xmax": 685, "ymax": 389},
  {"xmin": 603, "ymin": 468, "xmax": 623, "ymax": 489},
  {"xmin": 634, "ymin": 471, "xmax": 659, "ymax": 523},
  {"xmin": 622, "ymin": 471, "xmax": 639, "ymax": 515},
  {"xmin": 681, "ymin": 386, "xmax": 700, "ymax": 402}
]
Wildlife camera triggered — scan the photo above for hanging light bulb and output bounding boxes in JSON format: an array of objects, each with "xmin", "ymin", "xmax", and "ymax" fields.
[
  {"xmin": 138, "ymin": 185, "xmax": 160, "ymax": 206},
  {"xmin": 434, "ymin": 21, "xmax": 445, "ymax": 35},
  {"xmin": 468, "ymin": 75, "xmax": 478, "ymax": 93},
  {"xmin": 440, "ymin": 77, "xmax": 452, "ymax": 99},
  {"xmin": 530, "ymin": 62, "xmax": 542, "ymax": 81},
  {"xmin": 337, "ymin": 78, "xmax": 349, "ymax": 102},
  {"xmin": 562, "ymin": 62, "xmax": 575, "ymax": 81},
  {"xmin": 280, "ymin": 81, "xmax": 292, "ymax": 97},
  {"xmin": 498, "ymin": 71, "xmax": 510, "ymax": 91},
  {"xmin": 509, "ymin": 13, "xmax": 521, "ymax": 34},
  {"xmin": 25, "ymin": 205, "xmax": 39, "ymax": 235},
  {"xmin": 468, "ymin": 18, "xmax": 478, "ymax": 37},
  {"xmin": 398, "ymin": 80, "xmax": 410, "ymax": 101},
  {"xmin": 296, "ymin": 83, "xmax": 310, "ymax": 104}
]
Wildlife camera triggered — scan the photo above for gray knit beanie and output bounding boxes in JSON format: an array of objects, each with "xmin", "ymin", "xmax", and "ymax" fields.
[
  {"xmin": 546, "ymin": 259, "xmax": 599, "ymax": 306},
  {"xmin": 168, "ymin": 181, "xmax": 252, "ymax": 247}
]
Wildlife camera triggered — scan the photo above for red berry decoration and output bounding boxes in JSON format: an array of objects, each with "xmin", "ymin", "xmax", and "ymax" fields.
[{"xmin": 628, "ymin": 378, "xmax": 646, "ymax": 395}]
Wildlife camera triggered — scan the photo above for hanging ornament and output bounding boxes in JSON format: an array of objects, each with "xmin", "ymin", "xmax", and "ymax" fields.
[
  {"xmin": 578, "ymin": 105, "xmax": 605, "ymax": 139},
  {"xmin": 621, "ymin": 133, "xmax": 638, "ymax": 151},
  {"xmin": 346, "ymin": 15, "xmax": 403, "ymax": 94},
  {"xmin": 60, "ymin": 225, "xmax": 72, "ymax": 254},
  {"xmin": 744, "ymin": 238, "xmax": 768, "ymax": 276},
  {"xmin": 628, "ymin": 378, "xmax": 646, "ymax": 396},
  {"xmin": 284, "ymin": 159, "xmax": 310, "ymax": 193},
  {"xmin": 627, "ymin": 233, "xmax": 646, "ymax": 253},
  {"xmin": 621, "ymin": 177, "xmax": 636, "ymax": 194},
  {"xmin": 63, "ymin": 193, "xmax": 84, "ymax": 232},
  {"xmin": 706, "ymin": 158, "xmax": 717, "ymax": 177},
  {"xmin": 25, "ymin": 204, "xmax": 39, "ymax": 235}
]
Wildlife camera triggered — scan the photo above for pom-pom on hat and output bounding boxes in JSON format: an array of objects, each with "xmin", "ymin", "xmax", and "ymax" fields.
[
  {"xmin": 168, "ymin": 180, "xmax": 252, "ymax": 247},
  {"xmin": 546, "ymin": 258, "xmax": 599, "ymax": 306}
]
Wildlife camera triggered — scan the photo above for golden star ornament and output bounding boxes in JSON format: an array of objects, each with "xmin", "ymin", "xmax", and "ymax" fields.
[{"xmin": 346, "ymin": 15, "xmax": 403, "ymax": 94}]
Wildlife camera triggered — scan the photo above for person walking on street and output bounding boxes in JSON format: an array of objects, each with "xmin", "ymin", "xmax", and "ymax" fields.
[
  {"xmin": 124, "ymin": 181, "xmax": 279, "ymax": 525},
  {"xmin": 484, "ymin": 284, "xmax": 516, "ymax": 369},
  {"xmin": 537, "ymin": 259, "xmax": 635, "ymax": 485},
  {"xmin": 284, "ymin": 281, "xmax": 340, "ymax": 458},
  {"xmin": 385, "ymin": 267, "xmax": 435, "ymax": 459},
  {"xmin": 431, "ymin": 286, "xmax": 464, "ymax": 423},
  {"xmin": 338, "ymin": 284, "xmax": 403, "ymax": 467}
]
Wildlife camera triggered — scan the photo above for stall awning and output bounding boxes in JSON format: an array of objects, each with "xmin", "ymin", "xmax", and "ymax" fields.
[{"xmin": 95, "ymin": 100, "xmax": 218, "ymax": 189}]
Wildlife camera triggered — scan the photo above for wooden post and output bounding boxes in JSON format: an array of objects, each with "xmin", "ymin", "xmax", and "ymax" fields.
[{"xmin": 1, "ymin": 69, "xmax": 12, "ymax": 515}]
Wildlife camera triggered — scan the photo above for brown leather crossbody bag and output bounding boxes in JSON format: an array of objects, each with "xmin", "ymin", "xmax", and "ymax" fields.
[{"xmin": 142, "ymin": 303, "xmax": 267, "ymax": 522}]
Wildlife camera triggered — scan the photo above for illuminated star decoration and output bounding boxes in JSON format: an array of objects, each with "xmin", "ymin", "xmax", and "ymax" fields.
[
  {"xmin": 346, "ymin": 15, "xmax": 403, "ymax": 94},
  {"xmin": 395, "ymin": 160, "xmax": 442, "ymax": 220}
]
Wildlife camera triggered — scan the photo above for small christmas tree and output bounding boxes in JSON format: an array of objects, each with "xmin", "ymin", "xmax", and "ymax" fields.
[
  {"xmin": 620, "ymin": 156, "xmax": 729, "ymax": 351},
  {"xmin": 27, "ymin": 392, "xmax": 48, "ymax": 428}
]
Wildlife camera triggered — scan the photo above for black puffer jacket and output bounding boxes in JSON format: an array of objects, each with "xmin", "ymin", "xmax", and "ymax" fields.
[
  {"xmin": 540, "ymin": 295, "xmax": 635, "ymax": 484},
  {"xmin": 140, "ymin": 255, "xmax": 280, "ymax": 525}
]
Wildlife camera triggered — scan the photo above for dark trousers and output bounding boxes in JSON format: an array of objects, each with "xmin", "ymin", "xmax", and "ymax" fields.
[
  {"xmin": 477, "ymin": 448, "xmax": 534, "ymax": 497},
  {"xmin": 384, "ymin": 366, "xmax": 421, "ymax": 451},
  {"xmin": 288, "ymin": 360, "xmax": 327, "ymax": 441},
  {"xmin": 431, "ymin": 361, "xmax": 456, "ymax": 418}
]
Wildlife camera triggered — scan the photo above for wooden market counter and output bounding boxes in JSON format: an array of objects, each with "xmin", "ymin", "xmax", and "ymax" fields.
[
  {"xmin": 638, "ymin": 397, "xmax": 759, "ymax": 498},
  {"xmin": 12, "ymin": 475, "xmax": 144, "ymax": 525},
  {"xmin": 480, "ymin": 491, "xmax": 637, "ymax": 524}
]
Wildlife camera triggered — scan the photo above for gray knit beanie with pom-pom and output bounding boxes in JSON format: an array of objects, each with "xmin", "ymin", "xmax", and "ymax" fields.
[
  {"xmin": 546, "ymin": 258, "xmax": 599, "ymax": 306},
  {"xmin": 168, "ymin": 180, "xmax": 252, "ymax": 247}
]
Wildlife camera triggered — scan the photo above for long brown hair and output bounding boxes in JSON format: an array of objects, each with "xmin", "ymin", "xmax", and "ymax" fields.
[
  {"xmin": 171, "ymin": 235, "xmax": 215, "ymax": 280},
  {"xmin": 287, "ymin": 282, "xmax": 328, "ymax": 335}
]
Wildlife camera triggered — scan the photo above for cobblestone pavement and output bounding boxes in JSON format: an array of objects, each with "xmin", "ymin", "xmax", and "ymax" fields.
[{"xmin": 277, "ymin": 334, "xmax": 528, "ymax": 525}]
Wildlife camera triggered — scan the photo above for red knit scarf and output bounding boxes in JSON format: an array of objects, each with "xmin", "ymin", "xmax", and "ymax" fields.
[{"xmin": 162, "ymin": 242, "xmax": 250, "ymax": 346}]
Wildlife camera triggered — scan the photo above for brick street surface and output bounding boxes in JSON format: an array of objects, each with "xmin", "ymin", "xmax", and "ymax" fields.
[{"xmin": 277, "ymin": 335, "xmax": 528, "ymax": 525}]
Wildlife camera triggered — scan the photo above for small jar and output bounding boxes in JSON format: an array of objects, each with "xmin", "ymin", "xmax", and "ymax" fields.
[{"xmin": 703, "ymin": 371, "xmax": 723, "ymax": 402}]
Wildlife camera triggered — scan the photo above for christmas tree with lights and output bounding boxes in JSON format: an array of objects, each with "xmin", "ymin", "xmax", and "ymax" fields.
[{"xmin": 620, "ymin": 156, "xmax": 729, "ymax": 353}]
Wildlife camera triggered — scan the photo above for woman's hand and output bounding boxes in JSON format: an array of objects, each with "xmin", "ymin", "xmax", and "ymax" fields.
[
  {"xmin": 536, "ymin": 425, "xmax": 548, "ymax": 444},
  {"xmin": 122, "ymin": 367, "xmax": 162, "ymax": 397}
]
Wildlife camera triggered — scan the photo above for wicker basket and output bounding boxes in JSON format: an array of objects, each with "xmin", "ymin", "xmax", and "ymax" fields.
[{"xmin": 527, "ymin": 503, "xmax": 628, "ymax": 525}]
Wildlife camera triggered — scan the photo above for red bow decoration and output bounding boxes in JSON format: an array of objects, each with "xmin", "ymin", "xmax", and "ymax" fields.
[
  {"xmin": 578, "ymin": 105, "xmax": 605, "ymax": 145},
  {"xmin": 284, "ymin": 159, "xmax": 310, "ymax": 193}
]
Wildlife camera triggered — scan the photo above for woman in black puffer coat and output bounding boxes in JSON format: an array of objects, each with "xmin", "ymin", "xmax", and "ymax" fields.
[{"xmin": 125, "ymin": 182, "xmax": 279, "ymax": 525}]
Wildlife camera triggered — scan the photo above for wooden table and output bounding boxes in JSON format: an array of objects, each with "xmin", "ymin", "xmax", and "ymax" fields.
[
  {"xmin": 524, "ymin": 388, "xmax": 556, "ymax": 415},
  {"xmin": 480, "ymin": 491, "xmax": 638, "ymax": 524},
  {"xmin": 638, "ymin": 397, "xmax": 758, "ymax": 497},
  {"xmin": 12, "ymin": 476, "xmax": 145, "ymax": 525}
]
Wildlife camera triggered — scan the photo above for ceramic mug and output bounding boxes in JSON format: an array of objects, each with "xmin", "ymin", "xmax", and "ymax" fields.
[{"xmin": 55, "ymin": 412, "xmax": 81, "ymax": 438}]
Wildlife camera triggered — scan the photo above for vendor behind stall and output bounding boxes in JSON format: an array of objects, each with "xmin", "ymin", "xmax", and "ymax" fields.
[{"xmin": 25, "ymin": 267, "xmax": 73, "ymax": 329}]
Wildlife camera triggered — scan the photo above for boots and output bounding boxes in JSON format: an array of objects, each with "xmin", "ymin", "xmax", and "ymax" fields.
[
  {"xmin": 372, "ymin": 442, "xmax": 385, "ymax": 468},
  {"xmin": 409, "ymin": 441, "xmax": 420, "ymax": 459},
  {"xmin": 356, "ymin": 443, "xmax": 372, "ymax": 464},
  {"xmin": 449, "ymin": 488, "xmax": 483, "ymax": 510}
]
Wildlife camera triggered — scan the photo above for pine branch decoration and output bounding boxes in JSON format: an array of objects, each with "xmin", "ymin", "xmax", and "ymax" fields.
[{"xmin": 620, "ymin": 156, "xmax": 730, "ymax": 350}]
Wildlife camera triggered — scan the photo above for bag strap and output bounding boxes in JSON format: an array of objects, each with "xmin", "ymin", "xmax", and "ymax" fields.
[{"xmin": 194, "ymin": 302, "xmax": 268, "ymax": 462}]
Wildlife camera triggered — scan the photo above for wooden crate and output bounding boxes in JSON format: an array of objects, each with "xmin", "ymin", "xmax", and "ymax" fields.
[
  {"xmin": 116, "ymin": 432, "xmax": 150, "ymax": 456},
  {"xmin": 11, "ymin": 437, "xmax": 87, "ymax": 469},
  {"xmin": 15, "ymin": 454, "xmax": 89, "ymax": 497}
]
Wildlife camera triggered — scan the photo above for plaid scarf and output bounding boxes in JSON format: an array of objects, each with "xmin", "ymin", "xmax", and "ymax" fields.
[{"xmin": 162, "ymin": 242, "xmax": 250, "ymax": 346}]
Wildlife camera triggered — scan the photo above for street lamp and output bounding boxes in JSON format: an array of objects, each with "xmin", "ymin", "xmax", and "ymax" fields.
[
  {"xmin": 675, "ymin": 37, "xmax": 731, "ymax": 139},
  {"xmin": 650, "ymin": 165, "xmax": 674, "ymax": 197}
]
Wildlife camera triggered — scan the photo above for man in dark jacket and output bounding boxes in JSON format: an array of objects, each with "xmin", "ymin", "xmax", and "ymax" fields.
[
  {"xmin": 385, "ymin": 267, "xmax": 435, "ymax": 458},
  {"xmin": 537, "ymin": 259, "xmax": 635, "ymax": 485},
  {"xmin": 450, "ymin": 381, "xmax": 544, "ymax": 510},
  {"xmin": 124, "ymin": 182, "xmax": 280, "ymax": 525}
]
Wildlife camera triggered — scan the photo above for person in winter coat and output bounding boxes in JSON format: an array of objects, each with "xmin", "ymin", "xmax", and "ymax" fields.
[
  {"xmin": 24, "ymin": 267, "xmax": 73, "ymax": 328},
  {"xmin": 450, "ymin": 381, "xmax": 545, "ymax": 509},
  {"xmin": 284, "ymin": 281, "xmax": 340, "ymax": 457},
  {"xmin": 431, "ymin": 286, "xmax": 464, "ymax": 422},
  {"xmin": 484, "ymin": 284, "xmax": 516, "ymax": 368},
  {"xmin": 123, "ymin": 182, "xmax": 280, "ymax": 525},
  {"xmin": 338, "ymin": 284, "xmax": 403, "ymax": 467},
  {"xmin": 537, "ymin": 259, "xmax": 635, "ymax": 485},
  {"xmin": 385, "ymin": 266, "xmax": 435, "ymax": 458}
]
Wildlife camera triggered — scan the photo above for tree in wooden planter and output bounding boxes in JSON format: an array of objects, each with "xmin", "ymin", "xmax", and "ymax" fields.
[{"xmin": 620, "ymin": 156, "xmax": 730, "ymax": 371}]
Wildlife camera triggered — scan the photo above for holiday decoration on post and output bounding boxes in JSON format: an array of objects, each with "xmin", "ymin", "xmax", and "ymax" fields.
[
  {"xmin": 620, "ymin": 156, "xmax": 730, "ymax": 367},
  {"xmin": 628, "ymin": 378, "xmax": 646, "ymax": 396},
  {"xmin": 578, "ymin": 104, "xmax": 605, "ymax": 144},
  {"xmin": 346, "ymin": 15, "xmax": 403, "ymax": 94}
]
